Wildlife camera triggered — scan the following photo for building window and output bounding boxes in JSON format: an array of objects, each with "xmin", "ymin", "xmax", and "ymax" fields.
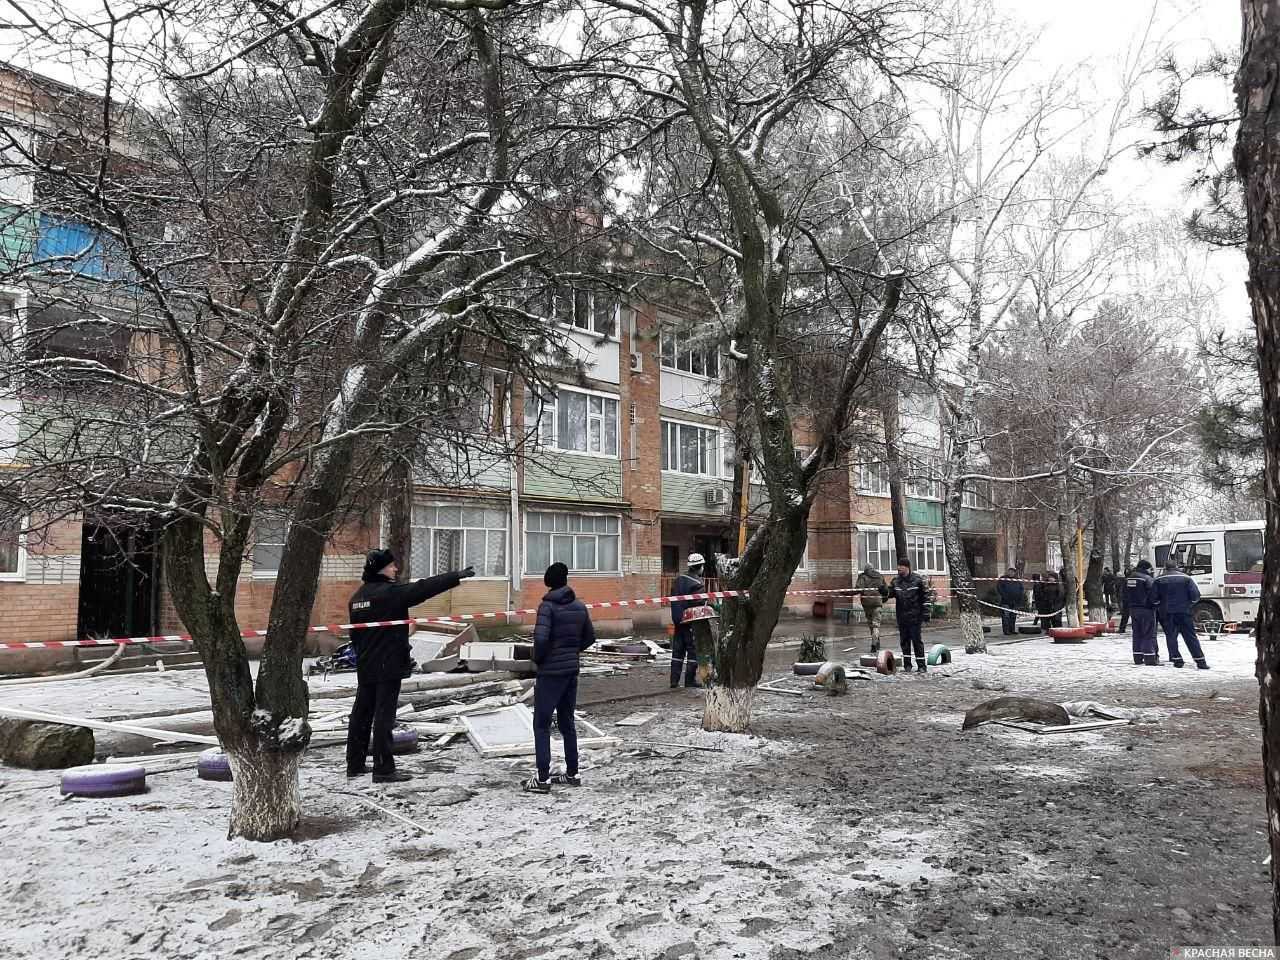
[
  {"xmin": 525, "ymin": 511, "xmax": 621, "ymax": 574},
  {"xmin": 906, "ymin": 533, "xmax": 946, "ymax": 574},
  {"xmin": 0, "ymin": 128, "xmax": 32, "ymax": 205},
  {"xmin": 428, "ymin": 367, "xmax": 508, "ymax": 436},
  {"xmin": 905, "ymin": 449, "xmax": 943, "ymax": 501},
  {"xmin": 857, "ymin": 529, "xmax": 896, "ymax": 572},
  {"xmin": 523, "ymin": 279, "xmax": 618, "ymax": 338},
  {"xmin": 660, "ymin": 325, "xmax": 720, "ymax": 378},
  {"xmin": 857, "ymin": 460, "xmax": 891, "ymax": 496},
  {"xmin": 251, "ymin": 513, "xmax": 290, "ymax": 577},
  {"xmin": 0, "ymin": 293, "xmax": 19, "ymax": 389},
  {"xmin": 661, "ymin": 420, "xmax": 724, "ymax": 477},
  {"xmin": 411, "ymin": 502, "xmax": 508, "ymax": 579},
  {"xmin": 524, "ymin": 385, "xmax": 619, "ymax": 457},
  {"xmin": 0, "ymin": 513, "xmax": 24, "ymax": 579},
  {"xmin": 961, "ymin": 479, "xmax": 992, "ymax": 509}
]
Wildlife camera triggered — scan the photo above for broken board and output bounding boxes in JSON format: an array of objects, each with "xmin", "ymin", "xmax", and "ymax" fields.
[
  {"xmin": 992, "ymin": 718, "xmax": 1132, "ymax": 736},
  {"xmin": 615, "ymin": 712, "xmax": 657, "ymax": 727}
]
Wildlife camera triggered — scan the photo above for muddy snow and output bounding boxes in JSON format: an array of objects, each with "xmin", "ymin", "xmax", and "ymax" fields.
[{"xmin": 0, "ymin": 622, "xmax": 1271, "ymax": 958}]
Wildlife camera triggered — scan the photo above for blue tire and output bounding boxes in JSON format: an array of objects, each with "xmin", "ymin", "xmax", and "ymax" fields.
[
  {"xmin": 197, "ymin": 749, "xmax": 233, "ymax": 782},
  {"xmin": 61, "ymin": 764, "xmax": 148, "ymax": 798}
]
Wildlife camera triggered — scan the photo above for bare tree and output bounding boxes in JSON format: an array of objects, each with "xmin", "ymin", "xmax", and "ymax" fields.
[{"xmin": 0, "ymin": 0, "xmax": 619, "ymax": 838}]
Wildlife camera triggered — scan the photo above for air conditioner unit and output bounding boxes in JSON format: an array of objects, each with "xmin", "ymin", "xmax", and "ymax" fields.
[
  {"xmin": 629, "ymin": 351, "xmax": 642, "ymax": 372},
  {"xmin": 704, "ymin": 486, "xmax": 729, "ymax": 507}
]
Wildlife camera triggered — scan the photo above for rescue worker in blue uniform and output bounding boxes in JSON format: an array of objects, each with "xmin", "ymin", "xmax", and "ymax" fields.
[
  {"xmin": 669, "ymin": 553, "xmax": 706, "ymax": 688},
  {"xmin": 1124, "ymin": 560, "xmax": 1160, "ymax": 666},
  {"xmin": 1154, "ymin": 559, "xmax": 1210, "ymax": 669}
]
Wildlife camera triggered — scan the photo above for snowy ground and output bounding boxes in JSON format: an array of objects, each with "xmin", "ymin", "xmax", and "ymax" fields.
[{"xmin": 0, "ymin": 621, "xmax": 1271, "ymax": 959}]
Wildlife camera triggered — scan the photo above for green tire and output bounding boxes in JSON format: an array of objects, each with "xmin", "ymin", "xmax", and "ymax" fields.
[{"xmin": 926, "ymin": 643, "xmax": 951, "ymax": 666}]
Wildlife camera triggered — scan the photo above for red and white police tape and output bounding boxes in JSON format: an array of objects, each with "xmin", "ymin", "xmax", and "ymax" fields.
[{"xmin": 0, "ymin": 586, "xmax": 886, "ymax": 650}]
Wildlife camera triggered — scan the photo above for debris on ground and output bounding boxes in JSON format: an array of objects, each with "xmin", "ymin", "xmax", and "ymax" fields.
[{"xmin": 962, "ymin": 696, "xmax": 1071, "ymax": 731}]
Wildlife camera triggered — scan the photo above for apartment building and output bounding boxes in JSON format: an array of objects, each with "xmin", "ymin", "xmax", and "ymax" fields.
[{"xmin": 0, "ymin": 63, "xmax": 1005, "ymax": 665}]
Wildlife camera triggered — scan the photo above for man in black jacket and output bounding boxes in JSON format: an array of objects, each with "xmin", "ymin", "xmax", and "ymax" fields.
[
  {"xmin": 524, "ymin": 562, "xmax": 597, "ymax": 793},
  {"xmin": 888, "ymin": 558, "xmax": 930, "ymax": 673},
  {"xmin": 1125, "ymin": 560, "xmax": 1159, "ymax": 665},
  {"xmin": 345, "ymin": 548, "xmax": 473, "ymax": 783},
  {"xmin": 996, "ymin": 568, "xmax": 1025, "ymax": 635},
  {"xmin": 669, "ymin": 553, "xmax": 707, "ymax": 688}
]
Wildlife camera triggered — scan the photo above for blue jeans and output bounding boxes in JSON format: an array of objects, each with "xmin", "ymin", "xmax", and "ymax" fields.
[
  {"xmin": 533, "ymin": 672, "xmax": 579, "ymax": 782},
  {"xmin": 1164, "ymin": 612, "xmax": 1207, "ymax": 665}
]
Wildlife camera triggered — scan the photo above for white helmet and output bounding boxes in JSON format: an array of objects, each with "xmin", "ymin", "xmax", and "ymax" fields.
[{"xmin": 688, "ymin": 553, "xmax": 705, "ymax": 567}]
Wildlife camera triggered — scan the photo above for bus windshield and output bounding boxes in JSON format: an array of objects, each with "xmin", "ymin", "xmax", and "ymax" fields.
[{"xmin": 1226, "ymin": 529, "xmax": 1265, "ymax": 574}]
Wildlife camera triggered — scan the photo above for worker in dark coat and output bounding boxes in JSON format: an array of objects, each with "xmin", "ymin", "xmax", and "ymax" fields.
[
  {"xmin": 1102, "ymin": 567, "xmax": 1121, "ymax": 616},
  {"xmin": 668, "ymin": 553, "xmax": 706, "ymax": 688},
  {"xmin": 1154, "ymin": 559, "xmax": 1209, "ymax": 669},
  {"xmin": 524, "ymin": 562, "xmax": 597, "ymax": 793},
  {"xmin": 346, "ymin": 549, "xmax": 473, "ymax": 783},
  {"xmin": 1125, "ymin": 560, "xmax": 1159, "ymax": 665},
  {"xmin": 1034, "ymin": 570, "xmax": 1063, "ymax": 631},
  {"xmin": 888, "ymin": 558, "xmax": 930, "ymax": 673},
  {"xmin": 996, "ymin": 568, "xmax": 1026, "ymax": 635},
  {"xmin": 1117, "ymin": 567, "xmax": 1133, "ymax": 634}
]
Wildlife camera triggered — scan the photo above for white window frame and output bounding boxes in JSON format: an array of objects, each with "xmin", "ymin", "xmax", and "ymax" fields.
[
  {"xmin": 0, "ymin": 287, "xmax": 27, "ymax": 391},
  {"xmin": 524, "ymin": 383, "xmax": 620, "ymax": 459},
  {"xmin": 251, "ymin": 512, "xmax": 290, "ymax": 579},
  {"xmin": 905, "ymin": 532, "xmax": 947, "ymax": 575},
  {"xmin": 523, "ymin": 509, "xmax": 622, "ymax": 575},
  {"xmin": 561, "ymin": 289, "xmax": 619, "ymax": 339},
  {"xmin": 660, "ymin": 417, "xmax": 728, "ymax": 479},
  {"xmin": 857, "ymin": 460, "xmax": 891, "ymax": 496},
  {"xmin": 409, "ymin": 500, "xmax": 510, "ymax": 580},
  {"xmin": 904, "ymin": 448, "xmax": 943, "ymax": 502},
  {"xmin": 659, "ymin": 323, "xmax": 720, "ymax": 380},
  {"xmin": 0, "ymin": 127, "xmax": 33, "ymax": 206},
  {"xmin": 961, "ymin": 478, "xmax": 992, "ymax": 510},
  {"xmin": 857, "ymin": 527, "xmax": 896, "ymax": 573},
  {"xmin": 0, "ymin": 511, "xmax": 27, "ymax": 582}
]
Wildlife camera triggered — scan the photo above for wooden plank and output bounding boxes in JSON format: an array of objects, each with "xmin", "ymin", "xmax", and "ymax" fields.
[
  {"xmin": 0, "ymin": 705, "xmax": 219, "ymax": 745},
  {"xmin": 615, "ymin": 712, "xmax": 658, "ymax": 727},
  {"xmin": 992, "ymin": 718, "xmax": 1131, "ymax": 736}
]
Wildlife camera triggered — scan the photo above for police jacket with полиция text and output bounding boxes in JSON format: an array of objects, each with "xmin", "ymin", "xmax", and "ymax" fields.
[{"xmin": 347, "ymin": 572, "xmax": 462, "ymax": 682}]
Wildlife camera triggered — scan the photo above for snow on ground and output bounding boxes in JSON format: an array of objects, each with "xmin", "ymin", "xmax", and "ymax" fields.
[{"xmin": 0, "ymin": 620, "xmax": 1271, "ymax": 959}]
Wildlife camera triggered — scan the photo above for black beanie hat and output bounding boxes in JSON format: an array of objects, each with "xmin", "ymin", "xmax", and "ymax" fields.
[
  {"xmin": 1136, "ymin": 559, "xmax": 1153, "ymax": 573},
  {"xmin": 363, "ymin": 548, "xmax": 396, "ymax": 581},
  {"xmin": 544, "ymin": 562, "xmax": 568, "ymax": 589}
]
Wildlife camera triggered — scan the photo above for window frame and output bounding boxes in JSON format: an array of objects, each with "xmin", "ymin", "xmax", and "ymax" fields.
[
  {"xmin": 523, "ymin": 509, "xmax": 622, "ymax": 576},
  {"xmin": 856, "ymin": 527, "xmax": 897, "ymax": 573},
  {"xmin": 659, "ymin": 323, "xmax": 720, "ymax": 380},
  {"xmin": 251, "ymin": 512, "xmax": 291, "ymax": 579},
  {"xmin": 409, "ymin": 500, "xmax": 510, "ymax": 580},
  {"xmin": 1172, "ymin": 540, "xmax": 1214, "ymax": 577},
  {"xmin": 0, "ymin": 511, "xmax": 27, "ymax": 582},
  {"xmin": 904, "ymin": 532, "xmax": 947, "ymax": 575},
  {"xmin": 0, "ymin": 127, "xmax": 33, "ymax": 206},
  {"xmin": 0, "ymin": 287, "xmax": 26, "ymax": 391},
  {"xmin": 857, "ymin": 460, "xmax": 891, "ymax": 496},
  {"xmin": 523, "ymin": 383, "xmax": 621, "ymax": 459},
  {"xmin": 1225, "ymin": 529, "xmax": 1265, "ymax": 574},
  {"xmin": 660, "ymin": 417, "xmax": 728, "ymax": 479}
]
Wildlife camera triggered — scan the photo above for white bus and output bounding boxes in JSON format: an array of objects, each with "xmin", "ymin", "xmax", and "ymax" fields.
[{"xmin": 1165, "ymin": 521, "xmax": 1265, "ymax": 630}]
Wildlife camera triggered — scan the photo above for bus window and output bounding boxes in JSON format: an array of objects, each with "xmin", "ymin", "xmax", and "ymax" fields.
[
  {"xmin": 1226, "ymin": 529, "xmax": 1265, "ymax": 573},
  {"xmin": 1172, "ymin": 542, "xmax": 1214, "ymax": 576},
  {"xmin": 1153, "ymin": 543, "xmax": 1170, "ymax": 568}
]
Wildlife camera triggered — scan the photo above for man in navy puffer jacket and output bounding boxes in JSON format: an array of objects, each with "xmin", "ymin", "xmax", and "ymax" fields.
[
  {"xmin": 1154, "ymin": 559, "xmax": 1209, "ymax": 669},
  {"xmin": 524, "ymin": 562, "xmax": 597, "ymax": 793}
]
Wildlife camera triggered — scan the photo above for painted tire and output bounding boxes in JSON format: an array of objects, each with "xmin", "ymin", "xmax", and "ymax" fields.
[
  {"xmin": 1049, "ymin": 627, "xmax": 1089, "ymax": 642},
  {"xmin": 1017, "ymin": 625, "xmax": 1042, "ymax": 635},
  {"xmin": 876, "ymin": 649, "xmax": 897, "ymax": 675},
  {"xmin": 391, "ymin": 727, "xmax": 419, "ymax": 754},
  {"xmin": 61, "ymin": 764, "xmax": 148, "ymax": 798},
  {"xmin": 926, "ymin": 644, "xmax": 952, "ymax": 666},
  {"xmin": 1083, "ymin": 623, "xmax": 1106, "ymax": 636},
  {"xmin": 793, "ymin": 662, "xmax": 823, "ymax": 676},
  {"xmin": 197, "ymin": 749, "xmax": 233, "ymax": 782}
]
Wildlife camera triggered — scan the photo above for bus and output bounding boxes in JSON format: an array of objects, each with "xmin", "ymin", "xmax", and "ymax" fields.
[{"xmin": 1165, "ymin": 521, "xmax": 1264, "ymax": 630}]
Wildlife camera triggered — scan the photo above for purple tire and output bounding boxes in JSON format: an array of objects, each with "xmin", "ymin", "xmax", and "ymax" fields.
[
  {"xmin": 197, "ymin": 749, "xmax": 233, "ymax": 782},
  {"xmin": 60, "ymin": 764, "xmax": 148, "ymax": 798},
  {"xmin": 391, "ymin": 727, "xmax": 419, "ymax": 755}
]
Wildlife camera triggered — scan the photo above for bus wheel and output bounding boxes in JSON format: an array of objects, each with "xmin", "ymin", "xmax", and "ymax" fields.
[{"xmin": 1192, "ymin": 601, "xmax": 1222, "ymax": 637}]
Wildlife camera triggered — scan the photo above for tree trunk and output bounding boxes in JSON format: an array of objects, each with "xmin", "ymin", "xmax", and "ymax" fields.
[
  {"xmin": 943, "ymin": 485, "xmax": 984, "ymax": 654},
  {"xmin": 1057, "ymin": 518, "xmax": 1082, "ymax": 628},
  {"xmin": 881, "ymin": 392, "xmax": 909, "ymax": 562},
  {"xmin": 225, "ymin": 745, "xmax": 302, "ymax": 841},
  {"xmin": 386, "ymin": 452, "xmax": 414, "ymax": 578},
  {"xmin": 707, "ymin": 520, "xmax": 807, "ymax": 732},
  {"xmin": 1084, "ymin": 501, "xmax": 1107, "ymax": 623},
  {"xmin": 1122, "ymin": 523, "xmax": 1134, "ymax": 572},
  {"xmin": 1234, "ymin": 6, "xmax": 1280, "ymax": 939}
]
